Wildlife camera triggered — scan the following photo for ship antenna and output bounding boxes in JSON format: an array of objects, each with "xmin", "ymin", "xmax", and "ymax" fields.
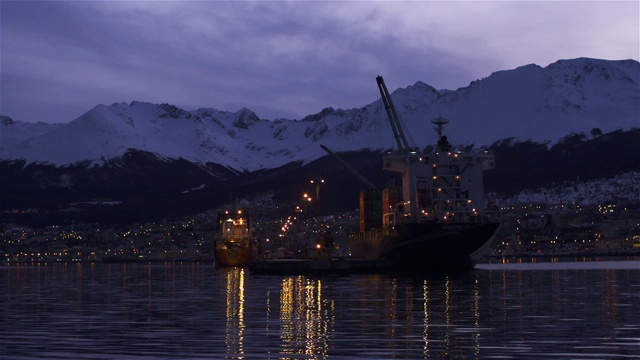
[{"xmin": 431, "ymin": 114, "xmax": 449, "ymax": 139}]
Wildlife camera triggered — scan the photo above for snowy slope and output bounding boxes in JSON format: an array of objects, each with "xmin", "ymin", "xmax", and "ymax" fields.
[
  {"xmin": 0, "ymin": 116, "xmax": 64, "ymax": 152},
  {"xmin": 1, "ymin": 58, "xmax": 638, "ymax": 171},
  {"xmin": 496, "ymin": 171, "xmax": 640, "ymax": 205}
]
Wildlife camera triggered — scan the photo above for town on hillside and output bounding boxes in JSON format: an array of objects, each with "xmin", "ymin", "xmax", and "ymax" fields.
[{"xmin": 2, "ymin": 198, "xmax": 639, "ymax": 264}]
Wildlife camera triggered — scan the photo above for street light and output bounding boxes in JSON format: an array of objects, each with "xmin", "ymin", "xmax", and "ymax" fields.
[{"xmin": 301, "ymin": 193, "xmax": 313, "ymax": 215}]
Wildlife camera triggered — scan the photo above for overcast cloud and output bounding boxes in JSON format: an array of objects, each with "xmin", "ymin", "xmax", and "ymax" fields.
[{"xmin": 1, "ymin": 1, "xmax": 638, "ymax": 123}]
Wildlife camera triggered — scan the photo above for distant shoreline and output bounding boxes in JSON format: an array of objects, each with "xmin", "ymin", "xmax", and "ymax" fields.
[
  {"xmin": 1, "ymin": 259, "xmax": 216, "ymax": 265},
  {"xmin": 3, "ymin": 250, "xmax": 640, "ymax": 266},
  {"xmin": 484, "ymin": 249, "xmax": 640, "ymax": 260}
]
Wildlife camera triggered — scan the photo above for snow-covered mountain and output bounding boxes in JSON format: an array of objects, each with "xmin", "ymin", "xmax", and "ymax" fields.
[{"xmin": 1, "ymin": 57, "xmax": 638, "ymax": 171}]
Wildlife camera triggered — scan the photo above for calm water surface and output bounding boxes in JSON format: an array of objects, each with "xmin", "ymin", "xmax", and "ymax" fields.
[{"xmin": 1, "ymin": 259, "xmax": 639, "ymax": 359}]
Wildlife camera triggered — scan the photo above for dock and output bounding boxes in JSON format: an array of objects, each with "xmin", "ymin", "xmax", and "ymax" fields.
[{"xmin": 248, "ymin": 258, "xmax": 390, "ymax": 275}]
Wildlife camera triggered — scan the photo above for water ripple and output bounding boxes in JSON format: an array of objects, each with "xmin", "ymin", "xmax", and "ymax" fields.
[{"xmin": 1, "ymin": 262, "xmax": 639, "ymax": 359}]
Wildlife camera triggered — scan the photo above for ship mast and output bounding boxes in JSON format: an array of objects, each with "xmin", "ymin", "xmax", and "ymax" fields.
[{"xmin": 431, "ymin": 115, "xmax": 449, "ymax": 140}]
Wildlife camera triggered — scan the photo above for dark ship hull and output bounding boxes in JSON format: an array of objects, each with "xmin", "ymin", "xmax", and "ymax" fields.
[
  {"xmin": 214, "ymin": 244, "xmax": 253, "ymax": 267},
  {"xmin": 349, "ymin": 222, "xmax": 500, "ymax": 271}
]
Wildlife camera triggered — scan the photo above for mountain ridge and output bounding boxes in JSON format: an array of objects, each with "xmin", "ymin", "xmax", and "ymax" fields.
[{"xmin": 2, "ymin": 57, "xmax": 638, "ymax": 171}]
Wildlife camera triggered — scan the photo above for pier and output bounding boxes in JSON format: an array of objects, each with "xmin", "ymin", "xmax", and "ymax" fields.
[{"xmin": 248, "ymin": 258, "xmax": 390, "ymax": 275}]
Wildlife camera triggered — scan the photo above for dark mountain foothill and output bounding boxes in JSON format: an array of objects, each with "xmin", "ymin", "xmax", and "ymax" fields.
[
  {"xmin": 484, "ymin": 128, "xmax": 640, "ymax": 195},
  {"xmin": 1, "ymin": 128, "xmax": 638, "ymax": 227}
]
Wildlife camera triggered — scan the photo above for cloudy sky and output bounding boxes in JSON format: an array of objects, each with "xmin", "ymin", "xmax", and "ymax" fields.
[{"xmin": 1, "ymin": 1, "xmax": 638, "ymax": 124}]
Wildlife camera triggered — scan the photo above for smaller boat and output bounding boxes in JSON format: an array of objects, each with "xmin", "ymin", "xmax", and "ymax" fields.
[{"xmin": 214, "ymin": 209, "xmax": 255, "ymax": 267}]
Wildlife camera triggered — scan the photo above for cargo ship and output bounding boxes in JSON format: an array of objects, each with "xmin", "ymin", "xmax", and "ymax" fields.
[
  {"xmin": 214, "ymin": 209, "xmax": 255, "ymax": 267},
  {"xmin": 346, "ymin": 76, "xmax": 500, "ymax": 272}
]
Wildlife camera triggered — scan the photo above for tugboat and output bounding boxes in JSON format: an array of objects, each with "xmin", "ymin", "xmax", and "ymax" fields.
[
  {"xmin": 347, "ymin": 76, "xmax": 501, "ymax": 272},
  {"xmin": 214, "ymin": 209, "xmax": 255, "ymax": 267}
]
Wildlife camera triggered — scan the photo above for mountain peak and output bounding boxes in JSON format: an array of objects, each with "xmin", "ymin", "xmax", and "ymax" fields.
[
  {"xmin": 408, "ymin": 80, "xmax": 439, "ymax": 94},
  {"xmin": 232, "ymin": 108, "xmax": 260, "ymax": 129},
  {"xmin": 301, "ymin": 107, "xmax": 335, "ymax": 122},
  {"xmin": 547, "ymin": 57, "xmax": 639, "ymax": 83},
  {"xmin": 158, "ymin": 103, "xmax": 188, "ymax": 119},
  {"xmin": 1, "ymin": 115, "xmax": 15, "ymax": 126}
]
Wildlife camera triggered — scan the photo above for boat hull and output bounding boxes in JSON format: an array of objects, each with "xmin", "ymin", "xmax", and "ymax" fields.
[
  {"xmin": 214, "ymin": 210, "xmax": 254, "ymax": 267},
  {"xmin": 214, "ymin": 245, "xmax": 252, "ymax": 267},
  {"xmin": 349, "ymin": 222, "xmax": 500, "ymax": 272}
]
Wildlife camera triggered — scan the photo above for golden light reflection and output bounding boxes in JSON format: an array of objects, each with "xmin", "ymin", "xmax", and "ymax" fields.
[
  {"xmin": 390, "ymin": 278, "xmax": 398, "ymax": 341},
  {"xmin": 444, "ymin": 276, "xmax": 452, "ymax": 357},
  {"xmin": 225, "ymin": 268, "xmax": 245, "ymax": 358},
  {"xmin": 423, "ymin": 276, "xmax": 476, "ymax": 358},
  {"xmin": 422, "ymin": 279, "xmax": 431, "ymax": 358},
  {"xmin": 278, "ymin": 276, "xmax": 334, "ymax": 358},
  {"xmin": 474, "ymin": 278, "xmax": 481, "ymax": 358}
]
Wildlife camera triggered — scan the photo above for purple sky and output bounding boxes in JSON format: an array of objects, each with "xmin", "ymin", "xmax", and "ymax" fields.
[{"xmin": 1, "ymin": 1, "xmax": 638, "ymax": 124}]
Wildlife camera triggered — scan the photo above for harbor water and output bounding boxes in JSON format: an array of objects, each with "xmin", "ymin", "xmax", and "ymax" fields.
[{"xmin": 1, "ymin": 259, "xmax": 639, "ymax": 359}]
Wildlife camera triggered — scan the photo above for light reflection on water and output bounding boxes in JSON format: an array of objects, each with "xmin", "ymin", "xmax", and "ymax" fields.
[{"xmin": 1, "ymin": 261, "xmax": 639, "ymax": 359}]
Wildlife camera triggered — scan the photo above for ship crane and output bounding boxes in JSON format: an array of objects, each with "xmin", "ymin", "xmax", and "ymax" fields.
[
  {"xmin": 376, "ymin": 76, "xmax": 428, "ymax": 219},
  {"xmin": 376, "ymin": 76, "xmax": 418, "ymax": 154},
  {"xmin": 320, "ymin": 145, "xmax": 377, "ymax": 190}
]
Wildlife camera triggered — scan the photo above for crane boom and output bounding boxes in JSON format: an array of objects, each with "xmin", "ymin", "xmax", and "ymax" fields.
[
  {"xmin": 376, "ymin": 75, "xmax": 416, "ymax": 154},
  {"xmin": 320, "ymin": 145, "xmax": 377, "ymax": 190}
]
